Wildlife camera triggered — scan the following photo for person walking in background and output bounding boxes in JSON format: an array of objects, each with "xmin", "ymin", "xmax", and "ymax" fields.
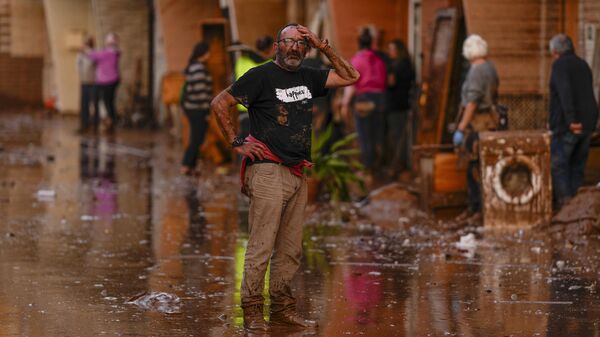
[
  {"xmin": 452, "ymin": 34, "xmax": 499, "ymax": 225},
  {"xmin": 385, "ymin": 39, "xmax": 415, "ymax": 178},
  {"xmin": 180, "ymin": 42, "xmax": 213, "ymax": 176},
  {"xmin": 342, "ymin": 27, "xmax": 387, "ymax": 183},
  {"xmin": 211, "ymin": 23, "xmax": 359, "ymax": 332},
  {"xmin": 87, "ymin": 32, "xmax": 120, "ymax": 132},
  {"xmin": 548, "ymin": 34, "xmax": 599, "ymax": 209},
  {"xmin": 77, "ymin": 35, "xmax": 97, "ymax": 133}
]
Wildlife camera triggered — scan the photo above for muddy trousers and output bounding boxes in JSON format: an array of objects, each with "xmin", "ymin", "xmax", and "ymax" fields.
[{"xmin": 241, "ymin": 163, "xmax": 307, "ymax": 312}]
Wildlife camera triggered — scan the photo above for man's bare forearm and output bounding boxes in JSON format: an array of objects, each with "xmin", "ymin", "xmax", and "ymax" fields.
[
  {"xmin": 320, "ymin": 43, "xmax": 359, "ymax": 82},
  {"xmin": 211, "ymin": 89, "xmax": 237, "ymax": 143}
]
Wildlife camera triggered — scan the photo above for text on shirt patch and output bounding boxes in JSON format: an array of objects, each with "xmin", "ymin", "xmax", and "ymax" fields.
[{"xmin": 275, "ymin": 86, "xmax": 312, "ymax": 103}]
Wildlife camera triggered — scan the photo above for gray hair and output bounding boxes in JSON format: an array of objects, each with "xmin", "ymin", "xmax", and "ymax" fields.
[
  {"xmin": 462, "ymin": 34, "xmax": 488, "ymax": 61},
  {"xmin": 549, "ymin": 34, "xmax": 574, "ymax": 54}
]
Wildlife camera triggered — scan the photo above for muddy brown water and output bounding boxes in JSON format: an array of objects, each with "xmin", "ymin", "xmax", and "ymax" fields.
[{"xmin": 0, "ymin": 113, "xmax": 598, "ymax": 337}]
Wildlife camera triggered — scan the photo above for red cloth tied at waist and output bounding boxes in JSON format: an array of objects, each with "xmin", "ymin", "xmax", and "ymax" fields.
[{"xmin": 240, "ymin": 135, "xmax": 313, "ymax": 196}]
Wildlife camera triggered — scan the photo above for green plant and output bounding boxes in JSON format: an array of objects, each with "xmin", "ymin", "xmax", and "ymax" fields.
[{"xmin": 308, "ymin": 124, "xmax": 365, "ymax": 202}]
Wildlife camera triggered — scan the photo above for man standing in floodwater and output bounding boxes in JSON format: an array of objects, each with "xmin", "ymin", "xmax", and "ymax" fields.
[
  {"xmin": 548, "ymin": 34, "xmax": 599, "ymax": 209},
  {"xmin": 211, "ymin": 23, "xmax": 359, "ymax": 332}
]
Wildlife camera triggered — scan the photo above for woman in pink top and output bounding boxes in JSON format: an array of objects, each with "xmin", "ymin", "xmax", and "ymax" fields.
[
  {"xmin": 342, "ymin": 28, "xmax": 387, "ymax": 175},
  {"xmin": 88, "ymin": 32, "xmax": 121, "ymax": 131}
]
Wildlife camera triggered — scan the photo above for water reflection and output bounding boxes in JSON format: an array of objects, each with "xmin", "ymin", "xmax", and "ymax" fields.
[
  {"xmin": 80, "ymin": 138, "xmax": 118, "ymax": 220},
  {"xmin": 185, "ymin": 186, "xmax": 206, "ymax": 244},
  {"xmin": 0, "ymin": 114, "xmax": 599, "ymax": 336}
]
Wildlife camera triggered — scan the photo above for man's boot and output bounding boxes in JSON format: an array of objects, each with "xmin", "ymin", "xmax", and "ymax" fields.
[
  {"xmin": 243, "ymin": 304, "xmax": 270, "ymax": 332},
  {"xmin": 270, "ymin": 305, "xmax": 318, "ymax": 329}
]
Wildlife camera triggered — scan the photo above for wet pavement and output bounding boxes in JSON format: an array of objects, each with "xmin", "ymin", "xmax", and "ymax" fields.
[{"xmin": 0, "ymin": 113, "xmax": 599, "ymax": 337}]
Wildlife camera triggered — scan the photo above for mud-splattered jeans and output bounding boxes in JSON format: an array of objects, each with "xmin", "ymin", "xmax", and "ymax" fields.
[
  {"xmin": 241, "ymin": 163, "xmax": 307, "ymax": 312},
  {"xmin": 551, "ymin": 131, "xmax": 592, "ymax": 208}
]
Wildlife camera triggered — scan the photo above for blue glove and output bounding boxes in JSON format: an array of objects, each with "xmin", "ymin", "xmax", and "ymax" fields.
[{"xmin": 453, "ymin": 130, "xmax": 464, "ymax": 146}]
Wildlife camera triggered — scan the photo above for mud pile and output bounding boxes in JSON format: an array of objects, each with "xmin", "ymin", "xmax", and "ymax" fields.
[{"xmin": 548, "ymin": 186, "xmax": 600, "ymax": 241}]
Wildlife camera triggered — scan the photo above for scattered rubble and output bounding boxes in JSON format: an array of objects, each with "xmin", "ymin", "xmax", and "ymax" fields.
[{"xmin": 125, "ymin": 291, "xmax": 182, "ymax": 314}]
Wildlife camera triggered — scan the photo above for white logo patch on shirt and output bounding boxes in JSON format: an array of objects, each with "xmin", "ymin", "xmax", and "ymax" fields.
[{"xmin": 275, "ymin": 86, "xmax": 312, "ymax": 103}]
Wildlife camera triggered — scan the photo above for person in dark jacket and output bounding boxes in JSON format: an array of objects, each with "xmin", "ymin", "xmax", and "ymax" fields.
[
  {"xmin": 180, "ymin": 42, "xmax": 213, "ymax": 175},
  {"xmin": 548, "ymin": 34, "xmax": 599, "ymax": 209},
  {"xmin": 385, "ymin": 39, "xmax": 415, "ymax": 177}
]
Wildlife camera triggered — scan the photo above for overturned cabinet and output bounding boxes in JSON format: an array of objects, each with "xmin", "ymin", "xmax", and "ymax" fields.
[{"xmin": 479, "ymin": 131, "xmax": 552, "ymax": 228}]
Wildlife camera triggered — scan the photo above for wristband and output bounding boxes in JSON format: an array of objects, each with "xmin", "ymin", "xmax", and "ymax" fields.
[{"xmin": 231, "ymin": 136, "xmax": 245, "ymax": 148}]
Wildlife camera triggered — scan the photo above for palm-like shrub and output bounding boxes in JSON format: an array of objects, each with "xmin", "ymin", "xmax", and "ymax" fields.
[{"xmin": 309, "ymin": 124, "xmax": 365, "ymax": 202}]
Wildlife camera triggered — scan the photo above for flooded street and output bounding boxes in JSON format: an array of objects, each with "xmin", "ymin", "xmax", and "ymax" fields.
[{"xmin": 0, "ymin": 113, "xmax": 598, "ymax": 337}]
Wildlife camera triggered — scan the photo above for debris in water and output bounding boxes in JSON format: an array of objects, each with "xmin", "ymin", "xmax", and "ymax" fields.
[
  {"xmin": 495, "ymin": 300, "xmax": 573, "ymax": 305},
  {"xmin": 125, "ymin": 291, "xmax": 181, "ymax": 314},
  {"xmin": 36, "ymin": 189, "xmax": 56, "ymax": 200},
  {"xmin": 454, "ymin": 233, "xmax": 477, "ymax": 258}
]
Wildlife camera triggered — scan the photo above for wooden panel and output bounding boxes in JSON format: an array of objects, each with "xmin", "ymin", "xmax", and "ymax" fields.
[
  {"xmin": 420, "ymin": 0, "xmax": 460, "ymax": 78},
  {"xmin": 433, "ymin": 152, "xmax": 466, "ymax": 193},
  {"xmin": 417, "ymin": 8, "xmax": 461, "ymax": 145},
  {"xmin": 463, "ymin": 0, "xmax": 562, "ymax": 95},
  {"xmin": 564, "ymin": 0, "xmax": 579, "ymax": 48}
]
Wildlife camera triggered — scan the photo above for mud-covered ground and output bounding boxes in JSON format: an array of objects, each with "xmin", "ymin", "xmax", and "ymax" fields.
[{"xmin": 0, "ymin": 113, "xmax": 598, "ymax": 337}]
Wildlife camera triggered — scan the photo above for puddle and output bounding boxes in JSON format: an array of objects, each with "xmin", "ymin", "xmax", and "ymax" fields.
[{"xmin": 0, "ymin": 113, "xmax": 598, "ymax": 336}]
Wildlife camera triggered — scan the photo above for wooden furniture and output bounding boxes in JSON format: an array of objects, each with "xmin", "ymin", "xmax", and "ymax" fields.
[
  {"xmin": 413, "ymin": 144, "xmax": 467, "ymax": 211},
  {"xmin": 416, "ymin": 7, "xmax": 464, "ymax": 146},
  {"xmin": 413, "ymin": 7, "xmax": 468, "ymax": 210}
]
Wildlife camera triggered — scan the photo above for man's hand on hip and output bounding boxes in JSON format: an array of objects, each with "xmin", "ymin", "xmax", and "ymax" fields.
[{"xmin": 235, "ymin": 143, "xmax": 266, "ymax": 161}]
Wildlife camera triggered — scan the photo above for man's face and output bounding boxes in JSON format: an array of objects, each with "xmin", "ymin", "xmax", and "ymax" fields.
[{"xmin": 275, "ymin": 27, "xmax": 308, "ymax": 70}]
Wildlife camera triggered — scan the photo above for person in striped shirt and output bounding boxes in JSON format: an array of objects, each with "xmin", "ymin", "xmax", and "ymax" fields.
[{"xmin": 181, "ymin": 42, "xmax": 213, "ymax": 175}]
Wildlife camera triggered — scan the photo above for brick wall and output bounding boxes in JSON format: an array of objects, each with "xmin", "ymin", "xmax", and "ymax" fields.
[
  {"xmin": 0, "ymin": 0, "xmax": 43, "ymax": 108},
  {"xmin": 0, "ymin": 54, "xmax": 43, "ymax": 107}
]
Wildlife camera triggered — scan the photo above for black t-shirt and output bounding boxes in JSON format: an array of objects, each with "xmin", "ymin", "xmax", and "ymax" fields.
[{"xmin": 229, "ymin": 61, "xmax": 329, "ymax": 166}]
